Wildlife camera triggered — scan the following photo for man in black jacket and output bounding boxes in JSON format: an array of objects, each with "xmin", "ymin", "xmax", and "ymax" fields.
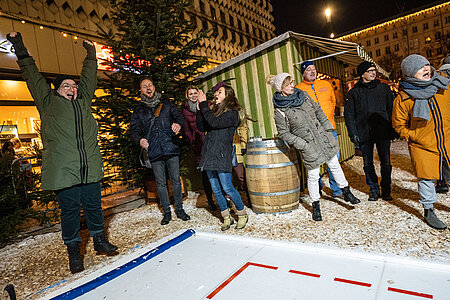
[
  {"xmin": 130, "ymin": 77, "xmax": 190, "ymax": 225},
  {"xmin": 344, "ymin": 61, "xmax": 396, "ymax": 201}
]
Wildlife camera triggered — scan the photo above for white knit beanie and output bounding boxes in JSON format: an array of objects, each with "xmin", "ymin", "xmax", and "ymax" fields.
[{"xmin": 269, "ymin": 73, "xmax": 291, "ymax": 92}]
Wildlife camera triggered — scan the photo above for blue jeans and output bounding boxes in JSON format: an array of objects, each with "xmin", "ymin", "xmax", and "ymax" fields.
[
  {"xmin": 205, "ymin": 170, "xmax": 244, "ymax": 212},
  {"xmin": 56, "ymin": 181, "xmax": 105, "ymax": 244},
  {"xmin": 360, "ymin": 139, "xmax": 392, "ymax": 193},
  {"xmin": 319, "ymin": 130, "xmax": 342, "ymax": 196},
  {"xmin": 152, "ymin": 155, "xmax": 183, "ymax": 214}
]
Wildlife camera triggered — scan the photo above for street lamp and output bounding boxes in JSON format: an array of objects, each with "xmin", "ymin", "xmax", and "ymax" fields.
[{"xmin": 325, "ymin": 8, "xmax": 331, "ymax": 23}]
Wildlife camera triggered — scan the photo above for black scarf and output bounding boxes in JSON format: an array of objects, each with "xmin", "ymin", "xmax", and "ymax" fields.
[{"xmin": 272, "ymin": 88, "xmax": 309, "ymax": 108}]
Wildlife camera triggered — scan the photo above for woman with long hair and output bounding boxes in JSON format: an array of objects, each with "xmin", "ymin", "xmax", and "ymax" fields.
[
  {"xmin": 182, "ymin": 85, "xmax": 216, "ymax": 210},
  {"xmin": 268, "ymin": 73, "xmax": 360, "ymax": 221},
  {"xmin": 196, "ymin": 85, "xmax": 248, "ymax": 230}
]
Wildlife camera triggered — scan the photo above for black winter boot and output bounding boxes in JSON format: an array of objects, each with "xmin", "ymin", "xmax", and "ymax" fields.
[
  {"xmin": 176, "ymin": 209, "xmax": 191, "ymax": 221},
  {"xmin": 368, "ymin": 190, "xmax": 380, "ymax": 201},
  {"xmin": 424, "ymin": 208, "xmax": 447, "ymax": 230},
  {"xmin": 161, "ymin": 212, "xmax": 171, "ymax": 225},
  {"xmin": 342, "ymin": 186, "xmax": 360, "ymax": 204},
  {"xmin": 93, "ymin": 232, "xmax": 118, "ymax": 253},
  {"xmin": 207, "ymin": 198, "xmax": 218, "ymax": 211},
  {"xmin": 435, "ymin": 180, "xmax": 449, "ymax": 194},
  {"xmin": 67, "ymin": 242, "xmax": 84, "ymax": 273},
  {"xmin": 312, "ymin": 201, "xmax": 322, "ymax": 221}
]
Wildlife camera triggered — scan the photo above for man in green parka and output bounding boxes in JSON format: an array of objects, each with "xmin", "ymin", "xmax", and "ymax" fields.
[{"xmin": 7, "ymin": 32, "xmax": 118, "ymax": 273}]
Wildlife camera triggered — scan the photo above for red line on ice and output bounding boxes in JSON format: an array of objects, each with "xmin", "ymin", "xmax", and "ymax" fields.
[
  {"xmin": 289, "ymin": 269, "xmax": 321, "ymax": 278},
  {"xmin": 206, "ymin": 262, "xmax": 278, "ymax": 299},
  {"xmin": 388, "ymin": 287, "xmax": 433, "ymax": 299},
  {"xmin": 334, "ymin": 277, "xmax": 372, "ymax": 287}
]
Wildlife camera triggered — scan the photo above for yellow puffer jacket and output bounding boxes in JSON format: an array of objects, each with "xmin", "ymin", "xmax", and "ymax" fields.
[{"xmin": 392, "ymin": 89, "xmax": 450, "ymax": 179}]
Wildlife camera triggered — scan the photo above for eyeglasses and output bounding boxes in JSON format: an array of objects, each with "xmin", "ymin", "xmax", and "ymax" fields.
[
  {"xmin": 61, "ymin": 84, "xmax": 78, "ymax": 90},
  {"xmin": 366, "ymin": 69, "xmax": 377, "ymax": 73}
]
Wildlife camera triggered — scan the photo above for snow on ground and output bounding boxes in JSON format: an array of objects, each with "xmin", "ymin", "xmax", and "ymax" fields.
[{"xmin": 0, "ymin": 140, "xmax": 448, "ymax": 300}]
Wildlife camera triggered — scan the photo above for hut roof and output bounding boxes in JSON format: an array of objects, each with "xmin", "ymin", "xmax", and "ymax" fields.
[{"xmin": 196, "ymin": 31, "xmax": 390, "ymax": 80}]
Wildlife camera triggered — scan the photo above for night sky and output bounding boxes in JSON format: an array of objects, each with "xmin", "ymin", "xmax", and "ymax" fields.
[{"xmin": 272, "ymin": 0, "xmax": 440, "ymax": 37}]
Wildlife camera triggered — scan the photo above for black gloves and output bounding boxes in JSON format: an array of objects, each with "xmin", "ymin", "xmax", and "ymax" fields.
[
  {"xmin": 83, "ymin": 40, "xmax": 97, "ymax": 60},
  {"xmin": 390, "ymin": 128, "xmax": 400, "ymax": 140},
  {"xmin": 241, "ymin": 148, "xmax": 247, "ymax": 156},
  {"xmin": 352, "ymin": 135, "xmax": 361, "ymax": 149},
  {"xmin": 6, "ymin": 32, "xmax": 29, "ymax": 59}
]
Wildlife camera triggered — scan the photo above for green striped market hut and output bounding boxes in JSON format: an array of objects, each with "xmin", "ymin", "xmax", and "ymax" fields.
[{"xmin": 195, "ymin": 31, "xmax": 389, "ymax": 164}]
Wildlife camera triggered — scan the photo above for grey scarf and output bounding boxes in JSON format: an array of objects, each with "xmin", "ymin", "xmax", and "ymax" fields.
[
  {"xmin": 141, "ymin": 92, "xmax": 162, "ymax": 109},
  {"xmin": 188, "ymin": 100, "xmax": 197, "ymax": 113},
  {"xmin": 402, "ymin": 68, "xmax": 449, "ymax": 121}
]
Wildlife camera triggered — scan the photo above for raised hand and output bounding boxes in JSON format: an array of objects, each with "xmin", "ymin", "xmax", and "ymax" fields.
[
  {"xmin": 83, "ymin": 40, "xmax": 97, "ymax": 60},
  {"xmin": 6, "ymin": 32, "xmax": 29, "ymax": 59}
]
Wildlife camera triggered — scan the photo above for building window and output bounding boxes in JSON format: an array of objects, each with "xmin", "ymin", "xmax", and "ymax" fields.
[
  {"xmin": 220, "ymin": 10, "xmax": 225, "ymax": 22},
  {"xmin": 412, "ymin": 26, "xmax": 417, "ymax": 33},
  {"xmin": 374, "ymin": 37, "xmax": 379, "ymax": 44},
  {"xmin": 210, "ymin": 5, "xmax": 216, "ymax": 20},
  {"xmin": 403, "ymin": 29, "xmax": 408, "ymax": 36},
  {"xmin": 201, "ymin": 18, "xmax": 208, "ymax": 31},
  {"xmin": 237, "ymin": 18, "xmax": 242, "ymax": 30},
  {"xmin": 222, "ymin": 27, "xmax": 228, "ymax": 40},
  {"xmin": 423, "ymin": 22, "xmax": 429, "ymax": 30},
  {"xmin": 229, "ymin": 15, "xmax": 234, "ymax": 28},
  {"xmin": 385, "ymin": 46, "xmax": 391, "ymax": 54},
  {"xmin": 384, "ymin": 34, "xmax": 389, "ymax": 41},
  {"xmin": 394, "ymin": 44, "xmax": 399, "ymax": 52},
  {"xmin": 376, "ymin": 49, "xmax": 381, "ymax": 57},
  {"xmin": 446, "ymin": 16, "xmax": 450, "ymax": 24},
  {"xmin": 231, "ymin": 31, "xmax": 236, "ymax": 44},
  {"xmin": 393, "ymin": 32, "xmax": 398, "ymax": 39},
  {"xmin": 434, "ymin": 19, "xmax": 439, "ymax": 27},
  {"xmin": 435, "ymin": 32, "xmax": 442, "ymax": 41},
  {"xmin": 368, "ymin": 51, "xmax": 372, "ymax": 57},
  {"xmin": 366, "ymin": 40, "xmax": 371, "ymax": 46},
  {"xmin": 426, "ymin": 49, "xmax": 432, "ymax": 57},
  {"xmin": 199, "ymin": 0, "xmax": 205, "ymax": 13},
  {"xmin": 437, "ymin": 47, "xmax": 443, "ymax": 55}
]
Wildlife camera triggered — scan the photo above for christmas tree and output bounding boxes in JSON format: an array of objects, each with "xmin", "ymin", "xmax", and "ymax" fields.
[{"xmin": 94, "ymin": 0, "xmax": 208, "ymax": 188}]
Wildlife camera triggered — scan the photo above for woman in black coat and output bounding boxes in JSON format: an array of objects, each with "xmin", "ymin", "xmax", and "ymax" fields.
[{"xmin": 196, "ymin": 86, "xmax": 248, "ymax": 231}]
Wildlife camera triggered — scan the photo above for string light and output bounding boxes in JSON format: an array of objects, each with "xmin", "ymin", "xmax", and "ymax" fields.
[
  {"xmin": 73, "ymin": 36, "xmax": 78, "ymax": 40},
  {"xmin": 39, "ymin": 26, "xmax": 44, "ymax": 29},
  {"xmin": 63, "ymin": 33, "xmax": 67, "ymax": 37},
  {"xmin": 338, "ymin": 3, "xmax": 447, "ymax": 40},
  {"xmin": 21, "ymin": 20, "xmax": 25, "ymax": 24}
]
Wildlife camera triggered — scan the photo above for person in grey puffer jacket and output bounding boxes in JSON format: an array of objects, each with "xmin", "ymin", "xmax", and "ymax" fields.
[
  {"xmin": 268, "ymin": 73, "xmax": 360, "ymax": 221},
  {"xmin": 7, "ymin": 31, "xmax": 117, "ymax": 274}
]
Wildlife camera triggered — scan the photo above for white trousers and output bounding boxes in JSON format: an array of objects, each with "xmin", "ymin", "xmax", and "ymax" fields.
[{"xmin": 307, "ymin": 155, "xmax": 348, "ymax": 202}]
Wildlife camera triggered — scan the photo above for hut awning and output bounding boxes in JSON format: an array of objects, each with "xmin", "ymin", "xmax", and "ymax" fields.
[{"xmin": 196, "ymin": 31, "xmax": 390, "ymax": 80}]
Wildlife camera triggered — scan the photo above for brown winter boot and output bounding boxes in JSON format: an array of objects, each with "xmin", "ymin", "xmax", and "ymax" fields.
[
  {"xmin": 236, "ymin": 208, "xmax": 248, "ymax": 230},
  {"xmin": 220, "ymin": 209, "xmax": 234, "ymax": 231}
]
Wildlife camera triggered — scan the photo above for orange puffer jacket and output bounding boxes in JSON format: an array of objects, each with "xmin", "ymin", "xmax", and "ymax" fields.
[{"xmin": 296, "ymin": 80, "xmax": 337, "ymax": 129}]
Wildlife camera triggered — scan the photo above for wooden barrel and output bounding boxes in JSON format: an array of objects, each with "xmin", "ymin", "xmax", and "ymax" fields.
[{"xmin": 246, "ymin": 138, "xmax": 300, "ymax": 213}]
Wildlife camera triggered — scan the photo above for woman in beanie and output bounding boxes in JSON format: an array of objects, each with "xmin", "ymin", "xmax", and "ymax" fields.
[
  {"xmin": 268, "ymin": 73, "xmax": 360, "ymax": 221},
  {"xmin": 392, "ymin": 54, "xmax": 450, "ymax": 230},
  {"xmin": 196, "ymin": 86, "xmax": 248, "ymax": 231}
]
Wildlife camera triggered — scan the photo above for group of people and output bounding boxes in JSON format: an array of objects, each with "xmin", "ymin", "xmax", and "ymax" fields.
[
  {"xmin": 6, "ymin": 30, "xmax": 448, "ymax": 274},
  {"xmin": 268, "ymin": 57, "xmax": 448, "ymax": 230}
]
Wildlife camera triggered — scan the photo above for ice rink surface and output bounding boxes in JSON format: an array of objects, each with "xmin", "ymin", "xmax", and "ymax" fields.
[{"xmin": 43, "ymin": 229, "xmax": 450, "ymax": 300}]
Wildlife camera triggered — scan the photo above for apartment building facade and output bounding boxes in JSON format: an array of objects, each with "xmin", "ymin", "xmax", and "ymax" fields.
[{"xmin": 338, "ymin": 1, "xmax": 450, "ymax": 81}]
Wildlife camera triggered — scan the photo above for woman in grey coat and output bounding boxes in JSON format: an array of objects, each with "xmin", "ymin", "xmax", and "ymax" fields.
[{"xmin": 268, "ymin": 73, "xmax": 360, "ymax": 221}]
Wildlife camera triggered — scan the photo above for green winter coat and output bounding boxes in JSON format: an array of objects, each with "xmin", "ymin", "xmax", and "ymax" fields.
[{"xmin": 18, "ymin": 56, "xmax": 103, "ymax": 191}]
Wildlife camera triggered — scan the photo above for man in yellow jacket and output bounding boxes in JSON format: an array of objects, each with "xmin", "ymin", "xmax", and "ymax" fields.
[
  {"xmin": 393, "ymin": 54, "xmax": 449, "ymax": 230},
  {"xmin": 296, "ymin": 61, "xmax": 342, "ymax": 198}
]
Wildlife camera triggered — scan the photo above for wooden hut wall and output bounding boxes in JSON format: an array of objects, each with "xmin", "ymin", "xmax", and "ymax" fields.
[{"xmin": 200, "ymin": 38, "xmax": 346, "ymax": 139}]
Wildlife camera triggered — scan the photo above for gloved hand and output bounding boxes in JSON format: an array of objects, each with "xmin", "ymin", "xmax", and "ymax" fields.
[
  {"xmin": 352, "ymin": 135, "xmax": 361, "ymax": 149},
  {"xmin": 83, "ymin": 40, "xmax": 97, "ymax": 60},
  {"xmin": 241, "ymin": 148, "xmax": 247, "ymax": 155},
  {"xmin": 390, "ymin": 128, "xmax": 400, "ymax": 140},
  {"xmin": 6, "ymin": 32, "xmax": 29, "ymax": 59}
]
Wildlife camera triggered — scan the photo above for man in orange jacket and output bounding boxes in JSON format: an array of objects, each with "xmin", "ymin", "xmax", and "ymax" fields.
[{"xmin": 296, "ymin": 61, "xmax": 342, "ymax": 198}]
